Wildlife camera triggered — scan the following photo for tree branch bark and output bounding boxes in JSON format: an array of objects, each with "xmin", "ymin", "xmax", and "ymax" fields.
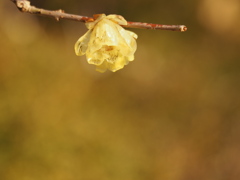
[{"xmin": 10, "ymin": 0, "xmax": 187, "ymax": 32}]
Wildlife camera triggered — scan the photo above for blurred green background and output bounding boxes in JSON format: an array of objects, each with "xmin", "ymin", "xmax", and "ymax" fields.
[{"xmin": 1, "ymin": 0, "xmax": 240, "ymax": 179}]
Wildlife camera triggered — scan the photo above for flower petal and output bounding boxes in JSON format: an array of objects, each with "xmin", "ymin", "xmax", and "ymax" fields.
[
  {"xmin": 118, "ymin": 27, "xmax": 137, "ymax": 50},
  {"xmin": 106, "ymin": 15, "xmax": 128, "ymax": 25},
  {"xmin": 95, "ymin": 61, "xmax": 108, "ymax": 73},
  {"xmin": 108, "ymin": 56, "xmax": 128, "ymax": 72},
  {"xmin": 85, "ymin": 14, "xmax": 106, "ymax": 30},
  {"xmin": 91, "ymin": 19, "xmax": 121, "ymax": 47},
  {"xmin": 74, "ymin": 30, "xmax": 92, "ymax": 56}
]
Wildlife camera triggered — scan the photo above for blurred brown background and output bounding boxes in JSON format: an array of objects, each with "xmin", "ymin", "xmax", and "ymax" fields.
[{"xmin": 1, "ymin": 0, "xmax": 240, "ymax": 179}]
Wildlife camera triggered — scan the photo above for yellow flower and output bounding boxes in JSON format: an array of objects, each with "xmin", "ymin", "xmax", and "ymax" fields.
[{"xmin": 75, "ymin": 14, "xmax": 138, "ymax": 73}]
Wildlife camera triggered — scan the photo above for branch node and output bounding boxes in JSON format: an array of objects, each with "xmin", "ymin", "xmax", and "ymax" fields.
[
  {"xmin": 57, "ymin": 9, "xmax": 64, "ymax": 13},
  {"xmin": 54, "ymin": 9, "xmax": 64, "ymax": 21},
  {"xmin": 16, "ymin": 0, "xmax": 32, "ymax": 12}
]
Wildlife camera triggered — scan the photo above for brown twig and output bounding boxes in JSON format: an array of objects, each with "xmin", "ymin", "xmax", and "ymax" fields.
[{"xmin": 10, "ymin": 0, "xmax": 187, "ymax": 32}]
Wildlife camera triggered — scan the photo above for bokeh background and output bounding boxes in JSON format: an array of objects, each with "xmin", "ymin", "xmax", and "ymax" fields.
[{"xmin": 1, "ymin": 0, "xmax": 240, "ymax": 179}]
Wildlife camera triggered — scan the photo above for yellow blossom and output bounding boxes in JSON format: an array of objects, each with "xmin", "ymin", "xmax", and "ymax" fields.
[{"xmin": 75, "ymin": 14, "xmax": 138, "ymax": 72}]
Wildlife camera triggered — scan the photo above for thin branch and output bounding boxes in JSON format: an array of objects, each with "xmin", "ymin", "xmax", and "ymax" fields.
[{"xmin": 10, "ymin": 0, "xmax": 187, "ymax": 32}]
